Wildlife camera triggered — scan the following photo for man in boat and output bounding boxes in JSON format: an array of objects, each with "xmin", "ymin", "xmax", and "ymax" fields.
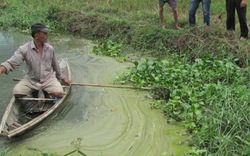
[{"xmin": 0, "ymin": 23, "xmax": 71, "ymax": 99}]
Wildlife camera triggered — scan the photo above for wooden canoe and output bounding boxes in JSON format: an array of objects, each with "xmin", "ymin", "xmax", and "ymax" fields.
[{"xmin": 0, "ymin": 59, "xmax": 71, "ymax": 138}]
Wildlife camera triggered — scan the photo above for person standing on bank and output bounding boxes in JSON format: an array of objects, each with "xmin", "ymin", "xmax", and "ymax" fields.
[
  {"xmin": 226, "ymin": 0, "xmax": 248, "ymax": 40},
  {"xmin": 159, "ymin": 0, "xmax": 181, "ymax": 29},
  {"xmin": 0, "ymin": 23, "xmax": 71, "ymax": 98},
  {"xmin": 189, "ymin": 0, "xmax": 211, "ymax": 26}
]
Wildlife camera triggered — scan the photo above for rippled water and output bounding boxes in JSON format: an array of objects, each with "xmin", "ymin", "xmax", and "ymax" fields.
[{"xmin": 0, "ymin": 31, "xmax": 190, "ymax": 155}]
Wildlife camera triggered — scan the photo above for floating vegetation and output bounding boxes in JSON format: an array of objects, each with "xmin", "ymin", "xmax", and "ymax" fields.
[{"xmin": 64, "ymin": 138, "xmax": 87, "ymax": 156}]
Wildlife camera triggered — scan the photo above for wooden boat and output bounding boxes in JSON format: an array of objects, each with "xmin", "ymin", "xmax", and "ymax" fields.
[{"xmin": 0, "ymin": 59, "xmax": 71, "ymax": 138}]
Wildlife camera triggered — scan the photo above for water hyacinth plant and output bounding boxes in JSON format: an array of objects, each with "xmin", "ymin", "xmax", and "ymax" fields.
[{"xmin": 117, "ymin": 56, "xmax": 250, "ymax": 155}]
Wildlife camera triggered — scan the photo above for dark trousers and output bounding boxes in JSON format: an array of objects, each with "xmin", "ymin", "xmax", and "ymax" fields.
[{"xmin": 226, "ymin": 0, "xmax": 248, "ymax": 38}]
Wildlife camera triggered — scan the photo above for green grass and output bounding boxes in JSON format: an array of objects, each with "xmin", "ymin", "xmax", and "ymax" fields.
[{"xmin": 0, "ymin": 1, "xmax": 241, "ymax": 33}]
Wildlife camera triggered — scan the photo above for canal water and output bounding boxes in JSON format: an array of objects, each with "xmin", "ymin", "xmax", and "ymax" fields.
[{"xmin": 0, "ymin": 31, "xmax": 190, "ymax": 155}]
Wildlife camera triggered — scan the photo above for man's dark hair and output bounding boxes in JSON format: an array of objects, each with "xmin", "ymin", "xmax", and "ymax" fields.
[{"xmin": 31, "ymin": 23, "xmax": 50, "ymax": 38}]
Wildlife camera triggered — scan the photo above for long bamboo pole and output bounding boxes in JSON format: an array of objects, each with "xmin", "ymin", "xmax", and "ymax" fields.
[
  {"xmin": 71, "ymin": 83, "xmax": 152, "ymax": 90},
  {"xmin": 13, "ymin": 78, "xmax": 152, "ymax": 90}
]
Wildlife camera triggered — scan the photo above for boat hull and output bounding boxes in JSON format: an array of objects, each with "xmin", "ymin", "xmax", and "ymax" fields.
[{"xmin": 0, "ymin": 59, "xmax": 71, "ymax": 138}]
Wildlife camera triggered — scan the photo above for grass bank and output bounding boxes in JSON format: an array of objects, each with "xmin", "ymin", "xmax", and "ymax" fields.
[
  {"xmin": 1, "ymin": 0, "xmax": 250, "ymax": 64},
  {"xmin": 1, "ymin": 0, "xmax": 250, "ymax": 155}
]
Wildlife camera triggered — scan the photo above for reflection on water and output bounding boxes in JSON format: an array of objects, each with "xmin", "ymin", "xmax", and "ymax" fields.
[{"xmin": 0, "ymin": 31, "xmax": 190, "ymax": 156}]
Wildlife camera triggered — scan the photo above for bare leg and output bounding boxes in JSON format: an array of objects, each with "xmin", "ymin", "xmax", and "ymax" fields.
[
  {"xmin": 50, "ymin": 92, "xmax": 64, "ymax": 98},
  {"xmin": 173, "ymin": 9, "xmax": 181, "ymax": 29},
  {"xmin": 159, "ymin": 5, "xmax": 165, "ymax": 28}
]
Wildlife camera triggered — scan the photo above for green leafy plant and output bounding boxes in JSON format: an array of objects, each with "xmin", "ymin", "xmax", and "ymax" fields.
[
  {"xmin": 117, "ymin": 56, "xmax": 250, "ymax": 155},
  {"xmin": 21, "ymin": 138, "xmax": 87, "ymax": 156},
  {"xmin": 27, "ymin": 147, "xmax": 56, "ymax": 156},
  {"xmin": 93, "ymin": 40, "xmax": 126, "ymax": 62}
]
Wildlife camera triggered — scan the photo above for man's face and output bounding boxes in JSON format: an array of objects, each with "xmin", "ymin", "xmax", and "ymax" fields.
[{"xmin": 36, "ymin": 32, "xmax": 48, "ymax": 43}]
